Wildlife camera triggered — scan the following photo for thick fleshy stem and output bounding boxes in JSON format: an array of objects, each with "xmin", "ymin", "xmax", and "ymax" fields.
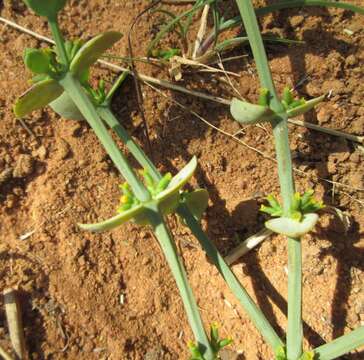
[{"xmin": 234, "ymin": 1, "xmax": 302, "ymax": 358}]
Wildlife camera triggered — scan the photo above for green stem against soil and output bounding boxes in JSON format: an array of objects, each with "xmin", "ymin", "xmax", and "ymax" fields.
[
  {"xmin": 314, "ymin": 326, "xmax": 364, "ymax": 360},
  {"xmin": 146, "ymin": 203, "xmax": 214, "ymax": 359},
  {"xmin": 105, "ymin": 71, "xmax": 130, "ymax": 105},
  {"xmin": 177, "ymin": 204, "xmax": 283, "ymax": 351},
  {"xmin": 97, "ymin": 106, "xmax": 161, "ymax": 181},
  {"xmin": 59, "ymin": 73, "xmax": 151, "ymax": 202},
  {"xmin": 100, "ymin": 99, "xmax": 283, "ymax": 351},
  {"xmin": 48, "ymin": 19, "xmax": 69, "ymax": 66},
  {"xmin": 234, "ymin": 1, "xmax": 302, "ymax": 359}
]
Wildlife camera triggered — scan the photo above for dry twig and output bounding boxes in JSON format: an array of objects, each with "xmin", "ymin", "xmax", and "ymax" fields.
[{"xmin": 3, "ymin": 289, "xmax": 27, "ymax": 360}]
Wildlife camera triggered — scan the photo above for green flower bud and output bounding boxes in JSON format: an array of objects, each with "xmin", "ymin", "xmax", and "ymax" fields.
[
  {"xmin": 282, "ymin": 86, "xmax": 294, "ymax": 106},
  {"xmin": 24, "ymin": 48, "xmax": 51, "ymax": 74},
  {"xmin": 258, "ymin": 88, "xmax": 270, "ymax": 106},
  {"xmin": 23, "ymin": 0, "xmax": 67, "ymax": 19},
  {"xmin": 156, "ymin": 173, "xmax": 172, "ymax": 193}
]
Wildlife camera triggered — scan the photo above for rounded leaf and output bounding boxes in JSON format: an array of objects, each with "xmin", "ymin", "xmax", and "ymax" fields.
[
  {"xmin": 184, "ymin": 189, "xmax": 209, "ymax": 221},
  {"xmin": 23, "ymin": 0, "xmax": 67, "ymax": 18},
  {"xmin": 50, "ymin": 92, "xmax": 85, "ymax": 121},
  {"xmin": 14, "ymin": 79, "xmax": 63, "ymax": 118},
  {"xmin": 24, "ymin": 48, "xmax": 50, "ymax": 74},
  {"xmin": 230, "ymin": 98, "xmax": 275, "ymax": 125},
  {"xmin": 265, "ymin": 213, "xmax": 319, "ymax": 238},
  {"xmin": 70, "ymin": 31, "xmax": 122, "ymax": 76}
]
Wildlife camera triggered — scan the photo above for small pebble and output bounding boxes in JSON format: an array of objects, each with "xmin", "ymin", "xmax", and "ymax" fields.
[{"xmin": 13, "ymin": 154, "xmax": 34, "ymax": 178}]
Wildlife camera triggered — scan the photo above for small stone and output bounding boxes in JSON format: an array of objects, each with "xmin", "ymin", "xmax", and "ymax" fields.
[
  {"xmin": 33, "ymin": 145, "xmax": 47, "ymax": 161},
  {"xmin": 345, "ymin": 54, "xmax": 357, "ymax": 67},
  {"xmin": 289, "ymin": 15, "xmax": 304, "ymax": 27},
  {"xmin": 5, "ymin": 194, "xmax": 16, "ymax": 209},
  {"xmin": 56, "ymin": 138, "xmax": 71, "ymax": 160},
  {"xmin": 350, "ymin": 152, "xmax": 360, "ymax": 164},
  {"xmin": 13, "ymin": 154, "xmax": 34, "ymax": 178},
  {"xmin": 317, "ymin": 108, "xmax": 331, "ymax": 124},
  {"xmin": 322, "ymin": 80, "xmax": 345, "ymax": 95},
  {"xmin": 0, "ymin": 168, "xmax": 13, "ymax": 185}
]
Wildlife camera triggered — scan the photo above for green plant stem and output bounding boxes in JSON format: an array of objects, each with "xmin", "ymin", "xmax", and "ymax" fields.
[
  {"xmin": 97, "ymin": 106, "xmax": 161, "ymax": 181},
  {"xmin": 59, "ymin": 73, "xmax": 150, "ymax": 202},
  {"xmin": 177, "ymin": 204, "xmax": 283, "ymax": 351},
  {"xmin": 235, "ymin": 1, "xmax": 302, "ymax": 358},
  {"xmin": 105, "ymin": 71, "xmax": 130, "ymax": 105},
  {"xmin": 313, "ymin": 326, "xmax": 364, "ymax": 360},
  {"xmin": 100, "ymin": 105, "xmax": 283, "ymax": 351},
  {"xmin": 48, "ymin": 19, "xmax": 69, "ymax": 66},
  {"xmin": 146, "ymin": 203, "xmax": 214, "ymax": 359}
]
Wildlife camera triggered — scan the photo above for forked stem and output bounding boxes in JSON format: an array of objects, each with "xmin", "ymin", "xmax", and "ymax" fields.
[
  {"xmin": 99, "ymin": 102, "xmax": 283, "ymax": 352},
  {"xmin": 235, "ymin": 1, "xmax": 302, "ymax": 358}
]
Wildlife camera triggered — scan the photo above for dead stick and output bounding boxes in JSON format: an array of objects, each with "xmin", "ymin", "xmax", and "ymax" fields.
[
  {"xmin": 3, "ymin": 289, "xmax": 27, "ymax": 360},
  {"xmin": 0, "ymin": 345, "xmax": 14, "ymax": 360}
]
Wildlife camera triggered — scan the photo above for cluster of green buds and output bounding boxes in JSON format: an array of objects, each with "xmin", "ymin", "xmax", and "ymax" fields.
[
  {"xmin": 188, "ymin": 322, "xmax": 233, "ymax": 360},
  {"xmin": 117, "ymin": 171, "xmax": 172, "ymax": 213},
  {"xmin": 275, "ymin": 346, "xmax": 315, "ymax": 360},
  {"xmin": 230, "ymin": 87, "xmax": 325, "ymax": 125},
  {"xmin": 260, "ymin": 190, "xmax": 324, "ymax": 238},
  {"xmin": 79, "ymin": 157, "xmax": 209, "ymax": 231}
]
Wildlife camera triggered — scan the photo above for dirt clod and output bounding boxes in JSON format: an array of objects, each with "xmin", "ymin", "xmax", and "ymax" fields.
[{"xmin": 12, "ymin": 154, "xmax": 34, "ymax": 178}]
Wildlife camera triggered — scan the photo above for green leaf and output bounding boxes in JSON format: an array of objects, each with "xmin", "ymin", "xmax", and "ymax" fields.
[
  {"xmin": 70, "ymin": 31, "xmax": 122, "ymax": 76},
  {"xmin": 152, "ymin": 48, "xmax": 181, "ymax": 60},
  {"xmin": 265, "ymin": 213, "xmax": 319, "ymax": 238},
  {"xmin": 275, "ymin": 345, "xmax": 287, "ymax": 360},
  {"xmin": 14, "ymin": 79, "xmax": 63, "ymax": 118},
  {"xmin": 287, "ymin": 95, "xmax": 325, "ymax": 118},
  {"xmin": 78, "ymin": 203, "xmax": 144, "ymax": 232},
  {"xmin": 218, "ymin": 338, "xmax": 233, "ymax": 348},
  {"xmin": 156, "ymin": 157, "xmax": 198, "ymax": 201},
  {"xmin": 24, "ymin": 48, "xmax": 51, "ymax": 74},
  {"xmin": 299, "ymin": 351, "xmax": 315, "ymax": 360},
  {"xmin": 266, "ymin": 194, "xmax": 281, "ymax": 210},
  {"xmin": 49, "ymin": 91, "xmax": 85, "ymax": 121},
  {"xmin": 184, "ymin": 189, "xmax": 209, "ymax": 222},
  {"xmin": 230, "ymin": 97, "xmax": 275, "ymax": 125},
  {"xmin": 23, "ymin": 0, "xmax": 67, "ymax": 18},
  {"xmin": 79, "ymin": 157, "xmax": 198, "ymax": 230}
]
